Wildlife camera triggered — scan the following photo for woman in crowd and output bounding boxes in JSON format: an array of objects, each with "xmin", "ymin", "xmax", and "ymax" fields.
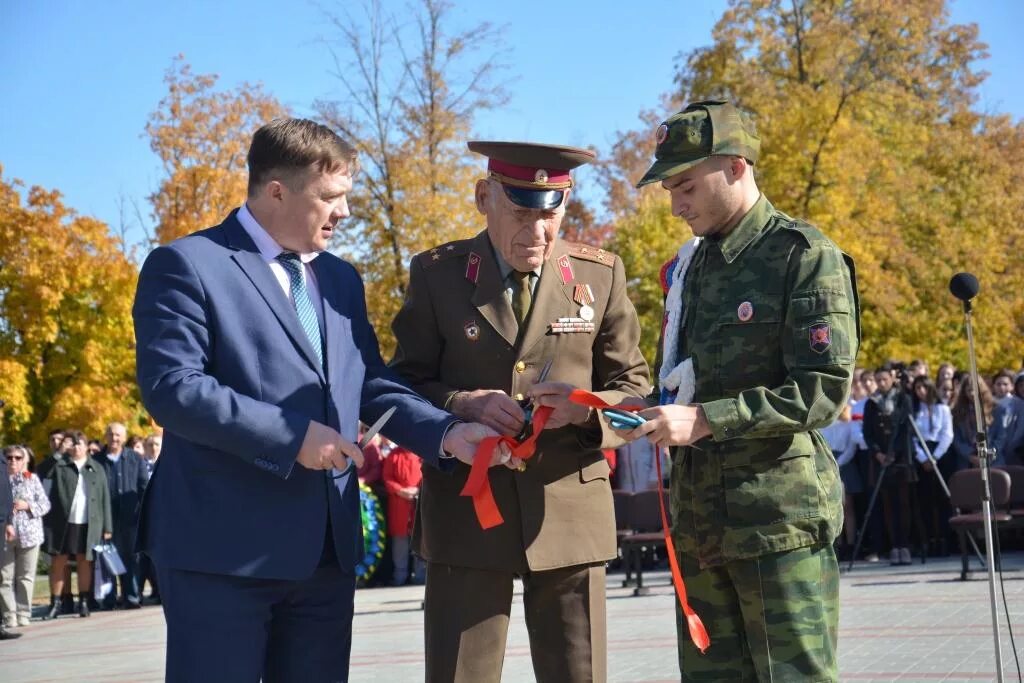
[
  {"xmin": 1, "ymin": 445, "xmax": 51, "ymax": 627},
  {"xmin": 381, "ymin": 444, "xmax": 424, "ymax": 586},
  {"xmin": 910, "ymin": 377, "xmax": 954, "ymax": 555},
  {"xmin": 949, "ymin": 376, "xmax": 994, "ymax": 471},
  {"xmin": 42, "ymin": 431, "xmax": 112, "ymax": 618}
]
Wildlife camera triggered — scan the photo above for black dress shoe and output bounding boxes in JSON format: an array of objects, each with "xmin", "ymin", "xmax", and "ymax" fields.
[
  {"xmin": 78, "ymin": 597, "xmax": 90, "ymax": 618},
  {"xmin": 44, "ymin": 598, "xmax": 61, "ymax": 621},
  {"xmin": 60, "ymin": 594, "xmax": 75, "ymax": 615},
  {"xmin": 124, "ymin": 600, "xmax": 142, "ymax": 610},
  {"xmin": 0, "ymin": 626, "xmax": 22, "ymax": 640}
]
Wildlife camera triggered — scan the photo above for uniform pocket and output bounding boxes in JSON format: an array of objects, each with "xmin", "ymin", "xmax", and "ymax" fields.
[
  {"xmin": 716, "ymin": 293, "xmax": 784, "ymax": 391},
  {"xmin": 791, "ymin": 288, "xmax": 852, "ymax": 367},
  {"xmin": 579, "ymin": 457, "xmax": 611, "ymax": 483},
  {"xmin": 721, "ymin": 437, "xmax": 816, "ymax": 525}
]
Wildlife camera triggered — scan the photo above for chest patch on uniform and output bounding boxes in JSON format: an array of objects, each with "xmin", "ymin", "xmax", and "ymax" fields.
[
  {"xmin": 465, "ymin": 252, "xmax": 481, "ymax": 283},
  {"xmin": 464, "ymin": 320, "xmax": 481, "ymax": 341},
  {"xmin": 556, "ymin": 254, "xmax": 575, "ymax": 284},
  {"xmin": 809, "ymin": 323, "xmax": 832, "ymax": 354},
  {"xmin": 737, "ymin": 301, "xmax": 753, "ymax": 322}
]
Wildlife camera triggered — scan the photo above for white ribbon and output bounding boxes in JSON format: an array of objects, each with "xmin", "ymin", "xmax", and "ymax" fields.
[{"xmin": 659, "ymin": 237, "xmax": 701, "ymax": 406}]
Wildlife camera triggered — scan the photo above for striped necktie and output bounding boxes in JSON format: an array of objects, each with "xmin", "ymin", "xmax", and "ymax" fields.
[{"xmin": 276, "ymin": 252, "xmax": 324, "ymax": 368}]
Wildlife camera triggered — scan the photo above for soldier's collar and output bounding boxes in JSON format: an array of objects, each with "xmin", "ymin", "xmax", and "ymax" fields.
[{"xmin": 714, "ymin": 194, "xmax": 772, "ymax": 264}]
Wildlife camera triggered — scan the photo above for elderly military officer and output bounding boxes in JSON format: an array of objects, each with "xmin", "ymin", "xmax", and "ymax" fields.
[
  {"xmin": 391, "ymin": 141, "xmax": 650, "ymax": 682},
  {"xmin": 620, "ymin": 100, "xmax": 859, "ymax": 681}
]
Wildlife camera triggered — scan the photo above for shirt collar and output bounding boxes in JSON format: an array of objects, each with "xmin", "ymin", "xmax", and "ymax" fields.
[
  {"xmin": 711, "ymin": 194, "xmax": 773, "ymax": 265},
  {"xmin": 238, "ymin": 204, "xmax": 320, "ymax": 264}
]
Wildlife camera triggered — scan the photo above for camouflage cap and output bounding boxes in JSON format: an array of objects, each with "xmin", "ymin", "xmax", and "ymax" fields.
[{"xmin": 636, "ymin": 100, "xmax": 760, "ymax": 187}]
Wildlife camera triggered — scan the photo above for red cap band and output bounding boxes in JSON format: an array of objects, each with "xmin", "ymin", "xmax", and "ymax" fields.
[{"xmin": 487, "ymin": 159, "xmax": 572, "ymax": 188}]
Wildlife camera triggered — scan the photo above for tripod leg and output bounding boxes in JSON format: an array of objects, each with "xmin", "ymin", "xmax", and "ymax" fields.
[{"xmin": 847, "ymin": 462, "xmax": 888, "ymax": 572}]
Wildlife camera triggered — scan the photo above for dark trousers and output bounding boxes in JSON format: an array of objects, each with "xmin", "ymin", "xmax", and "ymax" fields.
[
  {"xmin": 157, "ymin": 563, "xmax": 356, "ymax": 683},
  {"xmin": 423, "ymin": 562, "xmax": 607, "ymax": 683}
]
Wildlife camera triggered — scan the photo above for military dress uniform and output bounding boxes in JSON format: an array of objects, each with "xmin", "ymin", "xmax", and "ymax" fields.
[
  {"xmin": 391, "ymin": 142, "xmax": 649, "ymax": 683},
  {"xmin": 639, "ymin": 102, "xmax": 860, "ymax": 682}
]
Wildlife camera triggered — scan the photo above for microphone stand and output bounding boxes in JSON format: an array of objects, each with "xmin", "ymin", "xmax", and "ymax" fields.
[{"xmin": 959, "ymin": 295, "xmax": 1004, "ymax": 682}]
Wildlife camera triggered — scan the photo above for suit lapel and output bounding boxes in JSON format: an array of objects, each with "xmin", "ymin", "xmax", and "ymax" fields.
[
  {"xmin": 223, "ymin": 214, "xmax": 326, "ymax": 381},
  {"xmin": 469, "ymin": 233, "xmax": 518, "ymax": 347}
]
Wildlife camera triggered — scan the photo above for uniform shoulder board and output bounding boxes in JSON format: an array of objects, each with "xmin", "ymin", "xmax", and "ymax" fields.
[
  {"xmin": 418, "ymin": 240, "xmax": 470, "ymax": 268},
  {"xmin": 776, "ymin": 215, "xmax": 830, "ymax": 249},
  {"xmin": 566, "ymin": 242, "xmax": 615, "ymax": 267}
]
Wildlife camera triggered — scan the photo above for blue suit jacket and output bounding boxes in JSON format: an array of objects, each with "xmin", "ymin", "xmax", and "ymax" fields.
[{"xmin": 133, "ymin": 210, "xmax": 455, "ymax": 580}]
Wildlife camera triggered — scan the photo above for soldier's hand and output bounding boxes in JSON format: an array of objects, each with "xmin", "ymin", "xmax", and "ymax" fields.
[
  {"xmin": 449, "ymin": 389, "xmax": 525, "ymax": 437},
  {"xmin": 529, "ymin": 382, "xmax": 593, "ymax": 430},
  {"xmin": 625, "ymin": 404, "xmax": 712, "ymax": 449},
  {"xmin": 874, "ymin": 451, "xmax": 888, "ymax": 465},
  {"xmin": 442, "ymin": 421, "xmax": 516, "ymax": 468},
  {"xmin": 296, "ymin": 421, "xmax": 365, "ymax": 473}
]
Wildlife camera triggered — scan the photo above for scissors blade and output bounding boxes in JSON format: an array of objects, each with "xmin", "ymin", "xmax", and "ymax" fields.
[
  {"xmin": 359, "ymin": 406, "xmax": 397, "ymax": 449},
  {"xmin": 537, "ymin": 359, "xmax": 554, "ymax": 383}
]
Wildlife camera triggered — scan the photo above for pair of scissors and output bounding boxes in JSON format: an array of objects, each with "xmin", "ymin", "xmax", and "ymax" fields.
[
  {"xmin": 517, "ymin": 359, "xmax": 554, "ymax": 442},
  {"xmin": 331, "ymin": 406, "xmax": 396, "ymax": 479}
]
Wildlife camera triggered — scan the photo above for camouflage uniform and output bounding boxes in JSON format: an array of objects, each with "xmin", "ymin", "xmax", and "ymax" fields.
[{"xmin": 639, "ymin": 102, "xmax": 860, "ymax": 682}]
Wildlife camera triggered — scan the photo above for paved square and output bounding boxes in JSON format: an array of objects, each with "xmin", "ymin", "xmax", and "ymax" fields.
[{"xmin": 2, "ymin": 554, "xmax": 1022, "ymax": 681}]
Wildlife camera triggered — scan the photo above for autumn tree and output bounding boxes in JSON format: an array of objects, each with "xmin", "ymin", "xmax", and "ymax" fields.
[
  {"xmin": 0, "ymin": 166, "xmax": 143, "ymax": 449},
  {"xmin": 606, "ymin": 0, "xmax": 1024, "ymax": 372},
  {"xmin": 316, "ymin": 0, "xmax": 508, "ymax": 353},
  {"xmin": 147, "ymin": 56, "xmax": 287, "ymax": 244}
]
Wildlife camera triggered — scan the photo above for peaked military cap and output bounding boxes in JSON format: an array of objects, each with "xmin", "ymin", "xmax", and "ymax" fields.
[
  {"xmin": 636, "ymin": 100, "xmax": 760, "ymax": 187},
  {"xmin": 469, "ymin": 141, "xmax": 595, "ymax": 210}
]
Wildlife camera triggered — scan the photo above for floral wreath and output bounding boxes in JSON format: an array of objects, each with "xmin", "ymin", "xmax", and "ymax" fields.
[{"xmin": 355, "ymin": 481, "xmax": 386, "ymax": 582}]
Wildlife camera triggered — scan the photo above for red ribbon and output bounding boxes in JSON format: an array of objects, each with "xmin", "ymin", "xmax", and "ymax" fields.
[
  {"xmin": 460, "ymin": 405, "xmax": 554, "ymax": 530},
  {"xmin": 567, "ymin": 389, "xmax": 711, "ymax": 654}
]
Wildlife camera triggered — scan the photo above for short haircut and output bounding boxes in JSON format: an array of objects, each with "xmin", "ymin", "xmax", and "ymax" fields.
[
  {"xmin": 68, "ymin": 430, "xmax": 88, "ymax": 445},
  {"xmin": 49, "ymin": 429, "xmax": 64, "ymax": 438},
  {"xmin": 247, "ymin": 118, "xmax": 359, "ymax": 197}
]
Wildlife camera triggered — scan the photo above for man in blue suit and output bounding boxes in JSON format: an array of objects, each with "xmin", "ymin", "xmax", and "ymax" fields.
[{"xmin": 133, "ymin": 118, "xmax": 506, "ymax": 683}]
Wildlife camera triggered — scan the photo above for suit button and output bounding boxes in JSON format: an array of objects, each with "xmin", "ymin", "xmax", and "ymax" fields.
[
  {"xmin": 515, "ymin": 361, "xmax": 526, "ymax": 373},
  {"xmin": 514, "ymin": 393, "xmax": 524, "ymax": 402}
]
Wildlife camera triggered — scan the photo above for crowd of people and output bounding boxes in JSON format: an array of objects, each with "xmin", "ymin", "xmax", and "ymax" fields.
[
  {"xmin": 0, "ymin": 425, "xmax": 162, "ymax": 639},
  {"xmin": 822, "ymin": 361, "xmax": 1024, "ymax": 564}
]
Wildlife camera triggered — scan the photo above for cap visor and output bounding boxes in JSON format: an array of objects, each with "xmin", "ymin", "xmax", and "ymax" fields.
[
  {"xmin": 502, "ymin": 186, "xmax": 565, "ymax": 210},
  {"xmin": 635, "ymin": 157, "xmax": 707, "ymax": 188}
]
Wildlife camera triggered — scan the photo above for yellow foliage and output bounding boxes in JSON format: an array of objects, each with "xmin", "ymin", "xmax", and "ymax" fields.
[
  {"xmin": 147, "ymin": 56, "xmax": 288, "ymax": 245},
  {"xmin": 609, "ymin": 0, "xmax": 1024, "ymax": 374},
  {"xmin": 0, "ymin": 167, "xmax": 142, "ymax": 450}
]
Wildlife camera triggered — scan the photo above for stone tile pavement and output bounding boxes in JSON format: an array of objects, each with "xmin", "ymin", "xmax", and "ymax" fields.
[{"xmin": 2, "ymin": 553, "xmax": 1023, "ymax": 682}]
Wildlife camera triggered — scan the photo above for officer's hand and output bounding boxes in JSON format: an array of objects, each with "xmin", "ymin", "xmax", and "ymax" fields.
[
  {"xmin": 450, "ymin": 390, "xmax": 525, "ymax": 438},
  {"xmin": 4, "ymin": 525, "xmax": 14, "ymax": 543},
  {"xmin": 874, "ymin": 451, "xmax": 888, "ymax": 465},
  {"xmin": 442, "ymin": 422, "xmax": 516, "ymax": 468},
  {"xmin": 529, "ymin": 382, "xmax": 593, "ymax": 430},
  {"xmin": 624, "ymin": 404, "xmax": 712, "ymax": 449},
  {"xmin": 921, "ymin": 460, "xmax": 934, "ymax": 473},
  {"xmin": 296, "ymin": 421, "xmax": 365, "ymax": 473}
]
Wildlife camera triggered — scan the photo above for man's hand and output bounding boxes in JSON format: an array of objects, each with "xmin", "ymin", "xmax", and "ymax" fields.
[
  {"xmin": 12, "ymin": 499, "xmax": 29, "ymax": 512},
  {"xmin": 613, "ymin": 404, "xmax": 711, "ymax": 449},
  {"xmin": 874, "ymin": 451, "xmax": 888, "ymax": 465},
  {"xmin": 528, "ymin": 382, "xmax": 593, "ymax": 430},
  {"xmin": 4, "ymin": 525, "xmax": 14, "ymax": 543},
  {"xmin": 450, "ymin": 390, "xmax": 525, "ymax": 437},
  {"xmin": 442, "ymin": 422, "xmax": 519, "ymax": 469},
  {"xmin": 921, "ymin": 459, "xmax": 934, "ymax": 473},
  {"xmin": 102, "ymin": 531, "xmax": 112, "ymax": 541},
  {"xmin": 296, "ymin": 421, "xmax": 365, "ymax": 473}
]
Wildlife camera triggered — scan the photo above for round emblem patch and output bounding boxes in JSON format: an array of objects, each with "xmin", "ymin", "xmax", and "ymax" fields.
[
  {"xmin": 534, "ymin": 168, "xmax": 548, "ymax": 184},
  {"xmin": 464, "ymin": 321, "xmax": 480, "ymax": 341},
  {"xmin": 737, "ymin": 301, "xmax": 754, "ymax": 322},
  {"xmin": 656, "ymin": 123, "xmax": 669, "ymax": 144}
]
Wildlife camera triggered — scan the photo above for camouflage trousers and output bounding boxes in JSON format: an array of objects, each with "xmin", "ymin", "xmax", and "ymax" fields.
[{"xmin": 676, "ymin": 543, "xmax": 839, "ymax": 682}]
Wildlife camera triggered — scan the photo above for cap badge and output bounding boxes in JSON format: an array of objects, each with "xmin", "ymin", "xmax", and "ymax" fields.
[
  {"xmin": 737, "ymin": 301, "xmax": 754, "ymax": 322},
  {"xmin": 534, "ymin": 168, "xmax": 548, "ymax": 183},
  {"xmin": 464, "ymin": 320, "xmax": 481, "ymax": 341},
  {"xmin": 687, "ymin": 127, "xmax": 701, "ymax": 144},
  {"xmin": 656, "ymin": 123, "xmax": 669, "ymax": 144}
]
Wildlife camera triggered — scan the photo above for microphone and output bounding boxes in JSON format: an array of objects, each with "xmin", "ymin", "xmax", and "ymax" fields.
[{"xmin": 949, "ymin": 272, "xmax": 979, "ymax": 302}]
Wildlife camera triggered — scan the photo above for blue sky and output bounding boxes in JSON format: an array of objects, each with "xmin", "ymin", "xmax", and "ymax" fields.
[{"xmin": 2, "ymin": 0, "xmax": 1022, "ymax": 243}]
